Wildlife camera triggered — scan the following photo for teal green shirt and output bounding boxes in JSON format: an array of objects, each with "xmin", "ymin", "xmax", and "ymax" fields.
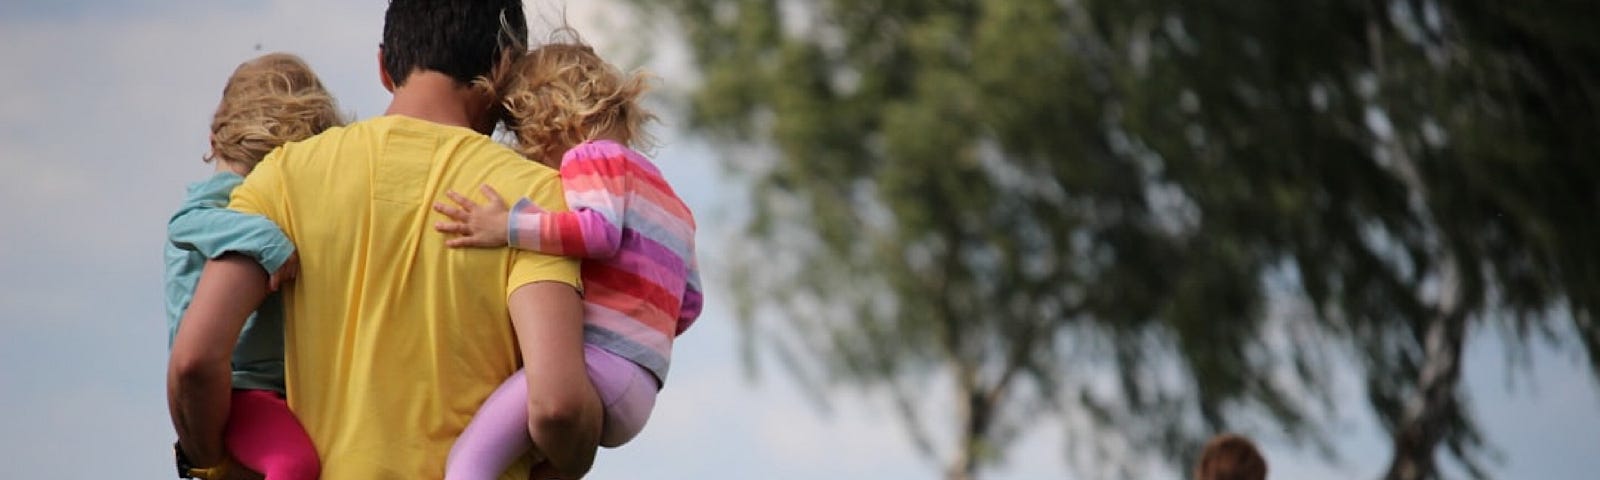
[{"xmin": 163, "ymin": 171, "xmax": 295, "ymax": 393}]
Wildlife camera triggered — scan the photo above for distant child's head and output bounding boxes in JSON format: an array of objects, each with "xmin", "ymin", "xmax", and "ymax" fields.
[
  {"xmin": 486, "ymin": 33, "xmax": 655, "ymax": 167},
  {"xmin": 207, "ymin": 53, "xmax": 343, "ymax": 173},
  {"xmin": 1194, "ymin": 434, "xmax": 1267, "ymax": 480}
]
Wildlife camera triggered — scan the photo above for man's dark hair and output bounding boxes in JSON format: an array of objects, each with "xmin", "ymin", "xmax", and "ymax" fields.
[{"xmin": 382, "ymin": 0, "xmax": 528, "ymax": 87}]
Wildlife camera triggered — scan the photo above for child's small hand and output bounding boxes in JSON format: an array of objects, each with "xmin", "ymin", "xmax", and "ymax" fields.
[
  {"xmin": 434, "ymin": 184, "xmax": 511, "ymax": 248},
  {"xmin": 268, "ymin": 252, "xmax": 299, "ymax": 292}
]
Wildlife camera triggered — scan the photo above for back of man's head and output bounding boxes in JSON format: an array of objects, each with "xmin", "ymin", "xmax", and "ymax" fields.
[
  {"xmin": 1194, "ymin": 434, "xmax": 1267, "ymax": 480},
  {"xmin": 382, "ymin": 0, "xmax": 528, "ymax": 87}
]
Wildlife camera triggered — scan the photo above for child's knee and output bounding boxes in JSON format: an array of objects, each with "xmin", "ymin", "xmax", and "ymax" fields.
[
  {"xmin": 598, "ymin": 430, "xmax": 630, "ymax": 448},
  {"xmin": 262, "ymin": 454, "xmax": 320, "ymax": 480},
  {"xmin": 598, "ymin": 390, "xmax": 654, "ymax": 448}
]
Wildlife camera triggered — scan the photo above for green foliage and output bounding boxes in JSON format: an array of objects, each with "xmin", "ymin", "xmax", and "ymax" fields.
[{"xmin": 633, "ymin": 0, "xmax": 1600, "ymax": 477}]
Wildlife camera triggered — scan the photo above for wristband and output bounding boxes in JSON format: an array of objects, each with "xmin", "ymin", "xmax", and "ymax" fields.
[{"xmin": 174, "ymin": 442, "xmax": 234, "ymax": 479}]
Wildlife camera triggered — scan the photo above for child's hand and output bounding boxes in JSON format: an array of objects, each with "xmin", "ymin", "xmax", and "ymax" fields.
[
  {"xmin": 268, "ymin": 252, "xmax": 299, "ymax": 292},
  {"xmin": 434, "ymin": 184, "xmax": 511, "ymax": 248}
]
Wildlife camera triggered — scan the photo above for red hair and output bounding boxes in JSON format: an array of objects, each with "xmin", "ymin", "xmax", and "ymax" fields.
[{"xmin": 1194, "ymin": 434, "xmax": 1267, "ymax": 480}]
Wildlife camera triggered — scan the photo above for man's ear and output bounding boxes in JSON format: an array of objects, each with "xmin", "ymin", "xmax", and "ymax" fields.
[{"xmin": 378, "ymin": 49, "xmax": 395, "ymax": 92}]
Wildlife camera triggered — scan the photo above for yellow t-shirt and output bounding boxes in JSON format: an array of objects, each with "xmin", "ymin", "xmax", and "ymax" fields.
[{"xmin": 231, "ymin": 115, "xmax": 579, "ymax": 480}]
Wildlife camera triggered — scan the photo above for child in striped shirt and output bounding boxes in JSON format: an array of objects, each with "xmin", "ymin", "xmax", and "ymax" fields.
[{"xmin": 433, "ymin": 36, "xmax": 702, "ymax": 479}]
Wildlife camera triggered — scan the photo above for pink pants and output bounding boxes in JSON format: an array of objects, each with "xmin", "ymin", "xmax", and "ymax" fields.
[
  {"xmin": 225, "ymin": 389, "xmax": 319, "ymax": 480},
  {"xmin": 444, "ymin": 344, "xmax": 658, "ymax": 480}
]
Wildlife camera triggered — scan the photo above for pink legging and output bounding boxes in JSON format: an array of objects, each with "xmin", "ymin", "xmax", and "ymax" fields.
[
  {"xmin": 445, "ymin": 344, "xmax": 658, "ymax": 480},
  {"xmin": 225, "ymin": 389, "xmax": 320, "ymax": 480}
]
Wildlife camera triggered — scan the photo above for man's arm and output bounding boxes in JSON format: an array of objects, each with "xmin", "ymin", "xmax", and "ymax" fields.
[
  {"xmin": 168, "ymin": 255, "xmax": 270, "ymax": 467},
  {"xmin": 507, "ymin": 281, "xmax": 602, "ymax": 479}
]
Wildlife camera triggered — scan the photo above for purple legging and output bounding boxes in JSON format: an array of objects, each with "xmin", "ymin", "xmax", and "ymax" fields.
[
  {"xmin": 444, "ymin": 344, "xmax": 658, "ymax": 480},
  {"xmin": 225, "ymin": 389, "xmax": 320, "ymax": 480}
]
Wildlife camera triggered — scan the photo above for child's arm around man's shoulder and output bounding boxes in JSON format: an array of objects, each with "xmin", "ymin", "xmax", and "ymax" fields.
[
  {"xmin": 170, "ymin": 173, "xmax": 295, "ymax": 282},
  {"xmin": 434, "ymin": 140, "xmax": 640, "ymax": 260}
]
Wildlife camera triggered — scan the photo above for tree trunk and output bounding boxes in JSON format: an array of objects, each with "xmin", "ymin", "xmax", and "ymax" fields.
[
  {"xmin": 1383, "ymin": 262, "xmax": 1468, "ymax": 480},
  {"xmin": 1382, "ymin": 310, "xmax": 1466, "ymax": 480},
  {"xmin": 943, "ymin": 320, "xmax": 1031, "ymax": 480},
  {"xmin": 946, "ymin": 456, "xmax": 976, "ymax": 480},
  {"xmin": 945, "ymin": 387, "xmax": 986, "ymax": 480},
  {"xmin": 1367, "ymin": 5, "xmax": 1473, "ymax": 475}
]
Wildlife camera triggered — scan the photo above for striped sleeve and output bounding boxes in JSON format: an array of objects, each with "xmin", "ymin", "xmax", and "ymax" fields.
[
  {"xmin": 505, "ymin": 142, "xmax": 631, "ymax": 259},
  {"xmin": 676, "ymin": 255, "xmax": 703, "ymax": 336}
]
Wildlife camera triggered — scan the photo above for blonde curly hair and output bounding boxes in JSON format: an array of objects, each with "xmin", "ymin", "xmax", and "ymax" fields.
[
  {"xmin": 480, "ymin": 33, "xmax": 656, "ymax": 167},
  {"xmin": 206, "ymin": 53, "xmax": 344, "ymax": 169}
]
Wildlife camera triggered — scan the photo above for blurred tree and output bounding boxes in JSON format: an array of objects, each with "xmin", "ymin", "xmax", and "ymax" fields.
[
  {"xmin": 629, "ymin": 0, "xmax": 1600, "ymax": 478},
  {"xmin": 1096, "ymin": 1, "xmax": 1600, "ymax": 478}
]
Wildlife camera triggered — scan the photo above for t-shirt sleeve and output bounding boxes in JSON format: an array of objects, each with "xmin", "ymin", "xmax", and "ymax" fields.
[
  {"xmin": 506, "ymin": 170, "xmax": 582, "ymax": 298},
  {"xmin": 168, "ymin": 205, "xmax": 295, "ymax": 273},
  {"xmin": 229, "ymin": 150, "xmax": 287, "ymax": 229}
]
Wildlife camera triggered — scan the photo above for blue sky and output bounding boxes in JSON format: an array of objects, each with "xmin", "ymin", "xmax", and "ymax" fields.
[{"xmin": 1, "ymin": 1, "xmax": 1596, "ymax": 478}]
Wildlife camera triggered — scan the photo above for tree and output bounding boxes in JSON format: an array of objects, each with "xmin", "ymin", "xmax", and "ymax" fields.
[
  {"xmin": 1093, "ymin": 1, "xmax": 1600, "ymax": 477},
  {"xmin": 632, "ymin": 0, "xmax": 1600, "ymax": 478}
]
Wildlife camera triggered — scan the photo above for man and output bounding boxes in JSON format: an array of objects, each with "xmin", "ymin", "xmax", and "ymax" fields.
[{"xmin": 167, "ymin": 1, "xmax": 602, "ymax": 478}]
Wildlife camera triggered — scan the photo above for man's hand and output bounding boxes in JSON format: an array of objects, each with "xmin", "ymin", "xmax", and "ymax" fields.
[
  {"xmin": 217, "ymin": 462, "xmax": 264, "ymax": 480},
  {"xmin": 179, "ymin": 454, "xmax": 264, "ymax": 480},
  {"xmin": 529, "ymin": 460, "xmax": 574, "ymax": 480},
  {"xmin": 268, "ymin": 252, "xmax": 299, "ymax": 292},
  {"xmin": 434, "ymin": 184, "xmax": 512, "ymax": 248}
]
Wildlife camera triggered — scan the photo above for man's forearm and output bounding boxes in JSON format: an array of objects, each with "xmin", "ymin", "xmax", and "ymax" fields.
[
  {"xmin": 530, "ymin": 399, "xmax": 601, "ymax": 478},
  {"xmin": 507, "ymin": 281, "xmax": 602, "ymax": 478},
  {"xmin": 169, "ymin": 360, "xmax": 233, "ymax": 466},
  {"xmin": 167, "ymin": 255, "xmax": 270, "ymax": 466}
]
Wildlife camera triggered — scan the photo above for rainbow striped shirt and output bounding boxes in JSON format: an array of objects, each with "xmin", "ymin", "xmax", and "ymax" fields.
[{"xmin": 508, "ymin": 140, "xmax": 702, "ymax": 384}]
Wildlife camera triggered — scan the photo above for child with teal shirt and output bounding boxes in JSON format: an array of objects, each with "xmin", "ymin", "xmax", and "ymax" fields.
[{"xmin": 163, "ymin": 53, "xmax": 342, "ymax": 480}]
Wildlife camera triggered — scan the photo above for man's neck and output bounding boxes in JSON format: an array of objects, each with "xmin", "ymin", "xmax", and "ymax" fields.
[{"xmin": 384, "ymin": 71, "xmax": 482, "ymax": 130}]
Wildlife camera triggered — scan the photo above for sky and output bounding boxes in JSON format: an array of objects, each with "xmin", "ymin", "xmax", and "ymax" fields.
[{"xmin": 1, "ymin": 1, "xmax": 1597, "ymax": 478}]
